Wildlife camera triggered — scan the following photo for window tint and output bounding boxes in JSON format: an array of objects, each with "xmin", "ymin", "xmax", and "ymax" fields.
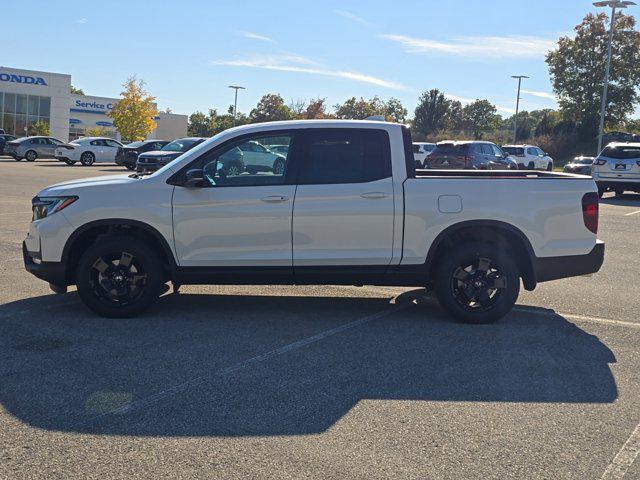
[
  {"xmin": 491, "ymin": 144, "xmax": 503, "ymax": 156},
  {"xmin": 434, "ymin": 143, "xmax": 468, "ymax": 154},
  {"xmin": 502, "ymin": 146, "xmax": 524, "ymax": 156},
  {"xmin": 298, "ymin": 129, "xmax": 391, "ymax": 185},
  {"xmin": 479, "ymin": 144, "xmax": 492, "ymax": 155},
  {"xmin": 526, "ymin": 147, "xmax": 537, "ymax": 155},
  {"xmin": 601, "ymin": 145, "xmax": 640, "ymax": 159},
  {"xmin": 196, "ymin": 133, "xmax": 293, "ymax": 187},
  {"xmin": 105, "ymin": 139, "xmax": 121, "ymax": 148},
  {"xmin": 412, "ymin": 144, "xmax": 421, "ymax": 153}
]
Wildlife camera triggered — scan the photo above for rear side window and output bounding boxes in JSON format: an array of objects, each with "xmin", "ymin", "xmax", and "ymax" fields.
[
  {"xmin": 601, "ymin": 145, "xmax": 640, "ymax": 159},
  {"xmin": 503, "ymin": 146, "xmax": 524, "ymax": 156},
  {"xmin": 434, "ymin": 143, "xmax": 469, "ymax": 154},
  {"xmin": 413, "ymin": 144, "xmax": 421, "ymax": 153},
  {"xmin": 298, "ymin": 129, "xmax": 391, "ymax": 184}
]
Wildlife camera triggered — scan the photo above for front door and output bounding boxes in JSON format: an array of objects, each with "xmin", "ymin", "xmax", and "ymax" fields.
[
  {"xmin": 172, "ymin": 131, "xmax": 297, "ymax": 267},
  {"xmin": 292, "ymin": 128, "xmax": 395, "ymax": 266}
]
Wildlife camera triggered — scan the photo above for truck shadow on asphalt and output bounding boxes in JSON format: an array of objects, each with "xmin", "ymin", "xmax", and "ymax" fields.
[
  {"xmin": 600, "ymin": 193, "xmax": 640, "ymax": 205},
  {"xmin": 0, "ymin": 290, "xmax": 618, "ymax": 437}
]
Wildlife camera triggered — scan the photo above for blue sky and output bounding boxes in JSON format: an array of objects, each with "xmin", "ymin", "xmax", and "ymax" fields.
[{"xmin": 4, "ymin": 0, "xmax": 638, "ymax": 118}]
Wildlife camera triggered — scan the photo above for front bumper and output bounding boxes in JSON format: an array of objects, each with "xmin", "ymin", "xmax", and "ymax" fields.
[
  {"xmin": 23, "ymin": 241, "xmax": 67, "ymax": 286},
  {"xmin": 534, "ymin": 240, "xmax": 605, "ymax": 283}
]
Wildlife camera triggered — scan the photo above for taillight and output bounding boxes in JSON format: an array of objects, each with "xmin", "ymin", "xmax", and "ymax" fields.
[
  {"xmin": 594, "ymin": 158, "xmax": 607, "ymax": 165},
  {"xmin": 582, "ymin": 192, "xmax": 599, "ymax": 234}
]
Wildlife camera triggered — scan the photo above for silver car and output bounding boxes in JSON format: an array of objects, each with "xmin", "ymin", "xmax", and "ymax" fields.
[{"xmin": 4, "ymin": 136, "xmax": 65, "ymax": 162}]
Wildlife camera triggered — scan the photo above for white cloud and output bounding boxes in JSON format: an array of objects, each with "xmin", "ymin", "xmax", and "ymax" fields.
[
  {"xmin": 380, "ymin": 34, "xmax": 556, "ymax": 59},
  {"xmin": 238, "ymin": 31, "xmax": 276, "ymax": 43},
  {"xmin": 77, "ymin": 18, "xmax": 88, "ymax": 24},
  {"xmin": 213, "ymin": 54, "xmax": 409, "ymax": 91},
  {"xmin": 521, "ymin": 89, "xmax": 556, "ymax": 101},
  {"xmin": 333, "ymin": 9, "xmax": 373, "ymax": 27},
  {"xmin": 444, "ymin": 93, "xmax": 515, "ymax": 115}
]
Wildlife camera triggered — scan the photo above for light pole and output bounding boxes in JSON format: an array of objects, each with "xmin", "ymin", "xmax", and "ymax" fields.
[
  {"xmin": 511, "ymin": 75, "xmax": 529, "ymax": 143},
  {"xmin": 593, "ymin": 1, "xmax": 635, "ymax": 154},
  {"xmin": 228, "ymin": 85, "xmax": 245, "ymax": 126}
]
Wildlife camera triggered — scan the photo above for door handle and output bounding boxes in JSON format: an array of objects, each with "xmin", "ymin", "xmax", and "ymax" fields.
[
  {"xmin": 360, "ymin": 192, "xmax": 388, "ymax": 199},
  {"xmin": 260, "ymin": 195, "xmax": 289, "ymax": 203}
]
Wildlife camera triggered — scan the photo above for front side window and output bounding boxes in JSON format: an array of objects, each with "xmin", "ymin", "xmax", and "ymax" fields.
[
  {"xmin": 195, "ymin": 133, "xmax": 293, "ymax": 187},
  {"xmin": 298, "ymin": 129, "xmax": 391, "ymax": 185},
  {"xmin": 491, "ymin": 145, "xmax": 504, "ymax": 156},
  {"xmin": 105, "ymin": 139, "xmax": 121, "ymax": 148}
]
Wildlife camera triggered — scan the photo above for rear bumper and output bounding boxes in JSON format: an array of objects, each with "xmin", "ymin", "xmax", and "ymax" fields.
[
  {"xmin": 23, "ymin": 241, "xmax": 67, "ymax": 286},
  {"xmin": 595, "ymin": 179, "xmax": 640, "ymax": 192},
  {"xmin": 534, "ymin": 240, "xmax": 605, "ymax": 283}
]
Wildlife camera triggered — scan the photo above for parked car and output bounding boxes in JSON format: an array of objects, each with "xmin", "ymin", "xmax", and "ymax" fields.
[
  {"xmin": 24, "ymin": 120, "xmax": 604, "ymax": 324},
  {"xmin": 0, "ymin": 134, "xmax": 18, "ymax": 155},
  {"xmin": 115, "ymin": 140, "xmax": 169, "ymax": 170},
  {"xmin": 413, "ymin": 142, "xmax": 436, "ymax": 167},
  {"xmin": 268, "ymin": 144, "xmax": 289, "ymax": 156},
  {"xmin": 55, "ymin": 137, "xmax": 124, "ymax": 166},
  {"xmin": 563, "ymin": 156, "xmax": 595, "ymax": 175},
  {"xmin": 236, "ymin": 140, "xmax": 287, "ymax": 174},
  {"xmin": 426, "ymin": 141, "xmax": 517, "ymax": 170},
  {"xmin": 4, "ymin": 136, "xmax": 65, "ymax": 161},
  {"xmin": 502, "ymin": 144, "xmax": 554, "ymax": 170},
  {"xmin": 136, "ymin": 137, "xmax": 207, "ymax": 173},
  {"xmin": 592, "ymin": 142, "xmax": 640, "ymax": 197}
]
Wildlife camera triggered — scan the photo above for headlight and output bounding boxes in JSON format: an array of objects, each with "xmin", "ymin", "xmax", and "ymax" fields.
[{"xmin": 32, "ymin": 196, "xmax": 78, "ymax": 221}]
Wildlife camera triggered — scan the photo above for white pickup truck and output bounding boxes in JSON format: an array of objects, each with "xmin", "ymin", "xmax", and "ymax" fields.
[{"xmin": 23, "ymin": 120, "xmax": 604, "ymax": 324}]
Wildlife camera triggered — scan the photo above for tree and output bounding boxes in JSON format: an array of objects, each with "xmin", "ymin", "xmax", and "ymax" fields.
[
  {"xmin": 461, "ymin": 100, "xmax": 500, "ymax": 139},
  {"xmin": 107, "ymin": 76, "xmax": 158, "ymax": 141},
  {"xmin": 27, "ymin": 120, "xmax": 50, "ymax": 136},
  {"xmin": 384, "ymin": 97, "xmax": 407, "ymax": 123},
  {"xmin": 70, "ymin": 85, "xmax": 84, "ymax": 95},
  {"xmin": 85, "ymin": 127, "xmax": 110, "ymax": 137},
  {"xmin": 546, "ymin": 12, "xmax": 640, "ymax": 140},
  {"xmin": 187, "ymin": 111, "xmax": 211, "ymax": 137},
  {"xmin": 250, "ymin": 94, "xmax": 294, "ymax": 122},
  {"xmin": 412, "ymin": 89, "xmax": 451, "ymax": 136},
  {"xmin": 446, "ymin": 100, "xmax": 464, "ymax": 132},
  {"xmin": 334, "ymin": 96, "xmax": 385, "ymax": 119}
]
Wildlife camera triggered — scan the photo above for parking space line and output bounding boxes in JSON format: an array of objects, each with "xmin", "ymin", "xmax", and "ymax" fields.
[
  {"xmin": 624, "ymin": 210, "xmax": 640, "ymax": 216},
  {"xmin": 601, "ymin": 421, "xmax": 640, "ymax": 479},
  {"xmin": 81, "ymin": 303, "xmax": 408, "ymax": 424}
]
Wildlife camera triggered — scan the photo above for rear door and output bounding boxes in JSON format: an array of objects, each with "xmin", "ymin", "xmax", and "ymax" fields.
[
  {"xmin": 292, "ymin": 128, "xmax": 395, "ymax": 266},
  {"xmin": 103, "ymin": 139, "xmax": 121, "ymax": 162},
  {"xmin": 598, "ymin": 145, "xmax": 640, "ymax": 179}
]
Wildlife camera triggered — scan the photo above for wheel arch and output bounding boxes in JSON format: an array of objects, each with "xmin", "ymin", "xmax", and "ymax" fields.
[
  {"xmin": 61, "ymin": 219, "xmax": 177, "ymax": 285},
  {"xmin": 424, "ymin": 220, "xmax": 537, "ymax": 291}
]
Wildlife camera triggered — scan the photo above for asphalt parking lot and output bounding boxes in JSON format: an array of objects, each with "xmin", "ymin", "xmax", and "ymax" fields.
[{"xmin": 0, "ymin": 157, "xmax": 639, "ymax": 479}]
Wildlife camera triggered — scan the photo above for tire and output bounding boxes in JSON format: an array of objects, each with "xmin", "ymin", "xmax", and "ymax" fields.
[
  {"xmin": 527, "ymin": 161, "xmax": 535, "ymax": 170},
  {"xmin": 80, "ymin": 151, "xmax": 95, "ymax": 166},
  {"xmin": 273, "ymin": 158, "xmax": 286, "ymax": 175},
  {"xmin": 546, "ymin": 162, "xmax": 553, "ymax": 171},
  {"xmin": 615, "ymin": 189, "xmax": 624, "ymax": 197},
  {"xmin": 25, "ymin": 150, "xmax": 37, "ymax": 162},
  {"xmin": 246, "ymin": 167, "xmax": 258, "ymax": 175},
  {"xmin": 225, "ymin": 162, "xmax": 243, "ymax": 176},
  {"xmin": 75, "ymin": 235, "xmax": 165, "ymax": 318},
  {"xmin": 598, "ymin": 187, "xmax": 605, "ymax": 198},
  {"xmin": 125, "ymin": 164, "xmax": 136, "ymax": 171},
  {"xmin": 14, "ymin": 156, "xmax": 21, "ymax": 162},
  {"xmin": 433, "ymin": 242, "xmax": 520, "ymax": 324},
  {"xmin": 65, "ymin": 159, "xmax": 77, "ymax": 166}
]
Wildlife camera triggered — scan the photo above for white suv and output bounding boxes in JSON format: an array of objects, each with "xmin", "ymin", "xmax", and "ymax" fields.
[
  {"xmin": 502, "ymin": 144, "xmax": 553, "ymax": 170},
  {"xmin": 592, "ymin": 142, "xmax": 640, "ymax": 197}
]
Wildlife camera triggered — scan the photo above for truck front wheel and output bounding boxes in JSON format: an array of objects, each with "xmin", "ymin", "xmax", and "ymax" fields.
[
  {"xmin": 75, "ymin": 235, "xmax": 165, "ymax": 318},
  {"xmin": 433, "ymin": 242, "xmax": 520, "ymax": 324}
]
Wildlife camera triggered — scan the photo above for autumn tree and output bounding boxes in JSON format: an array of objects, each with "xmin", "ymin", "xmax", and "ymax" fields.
[
  {"xmin": 250, "ymin": 94, "xmax": 294, "ymax": 122},
  {"xmin": 546, "ymin": 12, "xmax": 640, "ymax": 140},
  {"xmin": 70, "ymin": 85, "xmax": 84, "ymax": 95},
  {"xmin": 333, "ymin": 96, "xmax": 406, "ymax": 122},
  {"xmin": 108, "ymin": 76, "xmax": 158, "ymax": 141},
  {"xmin": 383, "ymin": 98, "xmax": 408, "ymax": 123},
  {"xmin": 27, "ymin": 120, "xmax": 50, "ymax": 136}
]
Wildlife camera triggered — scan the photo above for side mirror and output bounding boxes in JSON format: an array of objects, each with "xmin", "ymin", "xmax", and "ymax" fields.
[{"xmin": 183, "ymin": 169, "xmax": 206, "ymax": 188}]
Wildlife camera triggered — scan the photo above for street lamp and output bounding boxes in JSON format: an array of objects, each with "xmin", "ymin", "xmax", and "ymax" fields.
[
  {"xmin": 593, "ymin": 0, "xmax": 635, "ymax": 154},
  {"xmin": 228, "ymin": 85, "xmax": 245, "ymax": 126},
  {"xmin": 511, "ymin": 75, "xmax": 529, "ymax": 143}
]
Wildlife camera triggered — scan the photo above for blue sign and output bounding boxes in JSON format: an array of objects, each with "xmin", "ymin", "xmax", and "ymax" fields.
[
  {"xmin": 69, "ymin": 118, "xmax": 82, "ymax": 124},
  {"xmin": 96, "ymin": 121, "xmax": 113, "ymax": 127},
  {"xmin": 0, "ymin": 73, "xmax": 47, "ymax": 86}
]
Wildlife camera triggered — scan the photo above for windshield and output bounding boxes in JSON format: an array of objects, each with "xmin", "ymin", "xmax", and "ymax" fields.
[
  {"xmin": 162, "ymin": 139, "xmax": 200, "ymax": 152},
  {"xmin": 601, "ymin": 145, "xmax": 640, "ymax": 159},
  {"xmin": 502, "ymin": 147, "xmax": 524, "ymax": 156},
  {"xmin": 126, "ymin": 141, "xmax": 146, "ymax": 148},
  {"xmin": 573, "ymin": 157, "xmax": 594, "ymax": 165}
]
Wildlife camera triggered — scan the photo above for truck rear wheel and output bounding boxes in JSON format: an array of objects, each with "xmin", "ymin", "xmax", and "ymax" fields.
[
  {"xmin": 75, "ymin": 235, "xmax": 165, "ymax": 318},
  {"xmin": 433, "ymin": 242, "xmax": 520, "ymax": 324}
]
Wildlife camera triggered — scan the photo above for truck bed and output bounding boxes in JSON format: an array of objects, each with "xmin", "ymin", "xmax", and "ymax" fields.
[{"xmin": 414, "ymin": 169, "xmax": 587, "ymax": 179}]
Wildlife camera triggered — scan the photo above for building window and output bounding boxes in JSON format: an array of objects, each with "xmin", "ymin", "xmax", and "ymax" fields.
[{"xmin": 0, "ymin": 92, "xmax": 51, "ymax": 136}]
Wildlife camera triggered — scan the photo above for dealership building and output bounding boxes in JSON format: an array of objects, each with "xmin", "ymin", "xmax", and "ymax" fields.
[{"xmin": 0, "ymin": 66, "xmax": 187, "ymax": 141}]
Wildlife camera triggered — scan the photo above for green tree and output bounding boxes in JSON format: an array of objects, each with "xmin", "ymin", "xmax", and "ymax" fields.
[
  {"xmin": 461, "ymin": 100, "xmax": 501, "ymax": 139},
  {"xmin": 27, "ymin": 120, "xmax": 50, "ymax": 136},
  {"xmin": 107, "ymin": 76, "xmax": 158, "ymax": 141},
  {"xmin": 334, "ymin": 96, "xmax": 385, "ymax": 119},
  {"xmin": 412, "ymin": 89, "xmax": 451, "ymax": 136},
  {"xmin": 445, "ymin": 100, "xmax": 464, "ymax": 132},
  {"xmin": 303, "ymin": 98, "xmax": 327, "ymax": 119},
  {"xmin": 70, "ymin": 85, "xmax": 84, "ymax": 95},
  {"xmin": 250, "ymin": 94, "xmax": 294, "ymax": 123},
  {"xmin": 384, "ymin": 97, "xmax": 407, "ymax": 123},
  {"xmin": 546, "ymin": 12, "xmax": 640, "ymax": 140},
  {"xmin": 187, "ymin": 111, "xmax": 211, "ymax": 136}
]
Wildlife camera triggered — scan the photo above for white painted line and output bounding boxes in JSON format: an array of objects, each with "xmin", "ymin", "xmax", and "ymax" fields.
[
  {"xmin": 601, "ymin": 421, "xmax": 640, "ymax": 480},
  {"xmin": 513, "ymin": 307, "xmax": 640, "ymax": 329},
  {"xmin": 82, "ymin": 303, "xmax": 408, "ymax": 424},
  {"xmin": 624, "ymin": 210, "xmax": 640, "ymax": 216}
]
